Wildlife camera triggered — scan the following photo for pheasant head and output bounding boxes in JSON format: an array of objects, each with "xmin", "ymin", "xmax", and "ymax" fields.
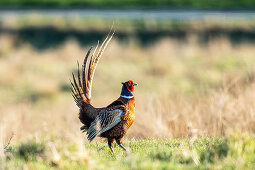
[{"xmin": 120, "ymin": 80, "xmax": 137, "ymax": 99}]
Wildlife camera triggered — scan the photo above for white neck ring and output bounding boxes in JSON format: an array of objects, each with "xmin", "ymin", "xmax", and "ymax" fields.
[{"xmin": 120, "ymin": 95, "xmax": 134, "ymax": 99}]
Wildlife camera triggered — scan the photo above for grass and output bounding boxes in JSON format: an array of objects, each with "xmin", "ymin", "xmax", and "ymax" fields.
[{"xmin": 2, "ymin": 134, "xmax": 255, "ymax": 169}]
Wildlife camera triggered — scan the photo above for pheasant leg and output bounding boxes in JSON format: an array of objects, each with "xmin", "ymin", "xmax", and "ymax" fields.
[
  {"xmin": 108, "ymin": 138, "xmax": 114, "ymax": 153},
  {"xmin": 116, "ymin": 139, "xmax": 126, "ymax": 151}
]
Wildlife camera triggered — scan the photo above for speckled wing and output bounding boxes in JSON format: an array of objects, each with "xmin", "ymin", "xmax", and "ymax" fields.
[{"xmin": 87, "ymin": 107, "xmax": 125, "ymax": 141}]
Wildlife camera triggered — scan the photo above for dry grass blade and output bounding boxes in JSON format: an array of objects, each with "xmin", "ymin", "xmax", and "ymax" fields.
[{"xmin": 4, "ymin": 133, "xmax": 14, "ymax": 150}]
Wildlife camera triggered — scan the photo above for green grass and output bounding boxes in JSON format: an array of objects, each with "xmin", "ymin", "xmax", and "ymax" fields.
[{"xmin": 3, "ymin": 134, "xmax": 255, "ymax": 169}]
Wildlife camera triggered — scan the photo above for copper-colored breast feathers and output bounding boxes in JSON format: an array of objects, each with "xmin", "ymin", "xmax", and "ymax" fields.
[
  {"xmin": 123, "ymin": 97, "xmax": 135, "ymax": 130},
  {"xmin": 100, "ymin": 97, "xmax": 135, "ymax": 139}
]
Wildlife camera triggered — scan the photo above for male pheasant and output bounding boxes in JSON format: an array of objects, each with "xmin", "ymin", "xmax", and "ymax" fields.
[{"xmin": 71, "ymin": 32, "xmax": 137, "ymax": 152}]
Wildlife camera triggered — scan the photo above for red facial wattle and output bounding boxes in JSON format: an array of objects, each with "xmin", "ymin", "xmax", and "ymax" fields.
[
  {"xmin": 125, "ymin": 80, "xmax": 135, "ymax": 92},
  {"xmin": 126, "ymin": 84, "xmax": 134, "ymax": 92}
]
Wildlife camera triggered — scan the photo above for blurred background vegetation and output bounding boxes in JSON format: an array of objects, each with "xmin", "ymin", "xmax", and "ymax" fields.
[
  {"xmin": 0, "ymin": 0, "xmax": 255, "ymax": 8},
  {"xmin": 1, "ymin": 0, "xmax": 255, "ymax": 169}
]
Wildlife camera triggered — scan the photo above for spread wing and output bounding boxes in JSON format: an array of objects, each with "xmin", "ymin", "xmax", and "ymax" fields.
[{"xmin": 86, "ymin": 107, "xmax": 125, "ymax": 141}]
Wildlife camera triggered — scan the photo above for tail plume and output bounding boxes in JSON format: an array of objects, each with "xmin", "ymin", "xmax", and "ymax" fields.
[{"xmin": 71, "ymin": 31, "xmax": 114, "ymax": 108}]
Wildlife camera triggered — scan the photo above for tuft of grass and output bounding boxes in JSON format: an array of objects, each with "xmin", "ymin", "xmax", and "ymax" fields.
[{"xmin": 16, "ymin": 142, "xmax": 45, "ymax": 161}]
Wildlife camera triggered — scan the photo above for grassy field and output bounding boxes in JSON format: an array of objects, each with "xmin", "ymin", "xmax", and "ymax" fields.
[
  {"xmin": 1, "ymin": 13, "xmax": 255, "ymax": 169},
  {"xmin": 2, "ymin": 134, "xmax": 255, "ymax": 169}
]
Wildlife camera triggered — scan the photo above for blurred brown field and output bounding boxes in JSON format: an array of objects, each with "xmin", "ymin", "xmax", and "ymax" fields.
[{"xmin": 0, "ymin": 12, "xmax": 255, "ymax": 145}]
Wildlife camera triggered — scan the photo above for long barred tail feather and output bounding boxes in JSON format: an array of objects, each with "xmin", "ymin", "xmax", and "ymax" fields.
[
  {"xmin": 71, "ymin": 30, "xmax": 114, "ymax": 108},
  {"xmin": 86, "ymin": 31, "xmax": 114, "ymax": 100},
  {"xmin": 82, "ymin": 47, "xmax": 93, "ymax": 95}
]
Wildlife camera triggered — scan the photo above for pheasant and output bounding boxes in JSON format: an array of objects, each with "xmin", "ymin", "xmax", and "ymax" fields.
[{"xmin": 71, "ymin": 32, "xmax": 137, "ymax": 153}]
